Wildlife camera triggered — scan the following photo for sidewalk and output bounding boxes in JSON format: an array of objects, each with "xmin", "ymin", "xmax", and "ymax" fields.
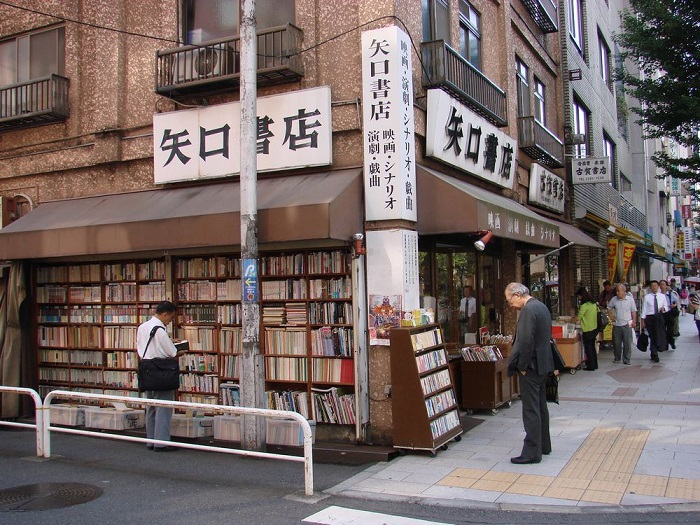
[{"xmin": 328, "ymin": 313, "xmax": 700, "ymax": 509}]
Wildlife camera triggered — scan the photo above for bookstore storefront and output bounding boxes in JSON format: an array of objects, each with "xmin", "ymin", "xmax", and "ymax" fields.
[
  {"xmin": 0, "ymin": 169, "xmax": 366, "ymax": 438},
  {"xmin": 414, "ymin": 165, "xmax": 560, "ymax": 348}
]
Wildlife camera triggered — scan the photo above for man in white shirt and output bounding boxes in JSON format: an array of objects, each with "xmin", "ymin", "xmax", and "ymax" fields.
[
  {"xmin": 640, "ymin": 281, "xmax": 669, "ymax": 363},
  {"xmin": 608, "ymin": 284, "xmax": 637, "ymax": 365},
  {"xmin": 137, "ymin": 301, "xmax": 180, "ymax": 451},
  {"xmin": 459, "ymin": 285, "xmax": 477, "ymax": 341}
]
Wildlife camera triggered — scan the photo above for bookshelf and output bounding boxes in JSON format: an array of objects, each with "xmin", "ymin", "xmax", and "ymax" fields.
[
  {"xmin": 459, "ymin": 344, "xmax": 519, "ymax": 414},
  {"xmin": 389, "ymin": 325, "xmax": 463, "ymax": 455},
  {"xmin": 34, "ymin": 250, "xmax": 357, "ymax": 425},
  {"xmin": 260, "ymin": 250, "xmax": 356, "ymax": 425},
  {"xmin": 36, "ymin": 260, "xmax": 166, "ymax": 399}
]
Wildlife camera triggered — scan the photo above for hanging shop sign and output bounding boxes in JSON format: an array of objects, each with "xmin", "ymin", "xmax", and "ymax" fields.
[
  {"xmin": 425, "ymin": 90, "xmax": 516, "ymax": 189},
  {"xmin": 621, "ymin": 242, "xmax": 635, "ymax": 281},
  {"xmin": 153, "ymin": 86, "xmax": 332, "ymax": 184},
  {"xmin": 361, "ymin": 26, "xmax": 416, "ymax": 222},
  {"xmin": 572, "ymin": 157, "xmax": 611, "ymax": 184},
  {"xmin": 607, "ymin": 238, "xmax": 619, "ymax": 282},
  {"xmin": 528, "ymin": 163, "xmax": 565, "ymax": 213}
]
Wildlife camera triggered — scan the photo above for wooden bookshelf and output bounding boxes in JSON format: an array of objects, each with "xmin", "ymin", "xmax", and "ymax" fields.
[
  {"xmin": 390, "ymin": 325, "xmax": 463, "ymax": 455},
  {"xmin": 34, "ymin": 251, "xmax": 357, "ymax": 425},
  {"xmin": 36, "ymin": 260, "xmax": 166, "ymax": 399}
]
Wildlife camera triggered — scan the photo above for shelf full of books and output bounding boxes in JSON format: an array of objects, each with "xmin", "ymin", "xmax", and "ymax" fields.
[
  {"xmin": 35, "ymin": 260, "xmax": 167, "ymax": 399},
  {"xmin": 459, "ymin": 343, "xmax": 519, "ymax": 412},
  {"xmin": 390, "ymin": 325, "xmax": 462, "ymax": 454},
  {"xmin": 33, "ymin": 250, "xmax": 357, "ymax": 426}
]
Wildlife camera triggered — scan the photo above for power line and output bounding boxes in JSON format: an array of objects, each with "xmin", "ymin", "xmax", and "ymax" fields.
[{"xmin": 0, "ymin": 2, "xmax": 432, "ymax": 83}]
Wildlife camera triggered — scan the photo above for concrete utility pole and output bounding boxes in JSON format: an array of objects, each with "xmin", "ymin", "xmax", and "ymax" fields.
[{"xmin": 239, "ymin": 0, "xmax": 265, "ymax": 451}]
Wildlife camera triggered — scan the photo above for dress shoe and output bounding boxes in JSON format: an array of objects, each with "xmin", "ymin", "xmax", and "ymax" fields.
[
  {"xmin": 613, "ymin": 359, "xmax": 620, "ymax": 363},
  {"xmin": 153, "ymin": 446, "xmax": 179, "ymax": 452},
  {"xmin": 651, "ymin": 356, "xmax": 660, "ymax": 363},
  {"xmin": 510, "ymin": 456, "xmax": 541, "ymax": 464},
  {"xmin": 542, "ymin": 450, "xmax": 551, "ymax": 455},
  {"xmin": 670, "ymin": 343, "xmax": 676, "ymax": 349},
  {"xmin": 623, "ymin": 360, "xmax": 631, "ymax": 365}
]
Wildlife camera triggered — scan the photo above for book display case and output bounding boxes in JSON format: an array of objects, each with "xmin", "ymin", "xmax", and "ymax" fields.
[
  {"xmin": 37, "ymin": 261, "xmax": 166, "ymax": 399},
  {"xmin": 389, "ymin": 325, "xmax": 462, "ymax": 455},
  {"xmin": 459, "ymin": 344, "xmax": 519, "ymax": 414},
  {"xmin": 34, "ymin": 249, "xmax": 356, "ymax": 427}
]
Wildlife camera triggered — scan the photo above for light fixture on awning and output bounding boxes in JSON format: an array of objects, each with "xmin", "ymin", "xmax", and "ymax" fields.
[{"xmin": 474, "ymin": 231, "xmax": 493, "ymax": 251}]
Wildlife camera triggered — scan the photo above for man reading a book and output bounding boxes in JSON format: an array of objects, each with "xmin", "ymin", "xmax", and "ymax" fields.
[{"xmin": 136, "ymin": 301, "xmax": 185, "ymax": 452}]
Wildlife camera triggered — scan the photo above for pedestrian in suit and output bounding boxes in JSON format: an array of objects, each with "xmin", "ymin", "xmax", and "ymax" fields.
[
  {"xmin": 640, "ymin": 280, "xmax": 668, "ymax": 363},
  {"xmin": 505, "ymin": 282, "xmax": 555, "ymax": 464}
]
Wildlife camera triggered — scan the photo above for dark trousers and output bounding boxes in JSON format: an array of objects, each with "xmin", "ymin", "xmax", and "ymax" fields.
[
  {"xmin": 646, "ymin": 314, "xmax": 666, "ymax": 358},
  {"xmin": 582, "ymin": 330, "xmax": 598, "ymax": 370},
  {"xmin": 518, "ymin": 370, "xmax": 551, "ymax": 460},
  {"xmin": 663, "ymin": 311, "xmax": 676, "ymax": 348}
]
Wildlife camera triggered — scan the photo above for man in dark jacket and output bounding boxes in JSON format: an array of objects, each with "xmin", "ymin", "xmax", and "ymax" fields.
[{"xmin": 505, "ymin": 282, "xmax": 555, "ymax": 464}]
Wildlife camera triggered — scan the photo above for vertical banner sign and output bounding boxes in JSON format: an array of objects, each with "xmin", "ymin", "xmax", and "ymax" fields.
[
  {"xmin": 682, "ymin": 204, "xmax": 691, "ymax": 219},
  {"xmin": 607, "ymin": 238, "xmax": 619, "ymax": 282},
  {"xmin": 361, "ymin": 26, "xmax": 416, "ymax": 222},
  {"xmin": 621, "ymin": 243, "xmax": 635, "ymax": 281}
]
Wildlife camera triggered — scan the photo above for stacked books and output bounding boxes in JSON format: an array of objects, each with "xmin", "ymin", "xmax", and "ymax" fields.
[{"xmin": 460, "ymin": 345, "xmax": 503, "ymax": 362}]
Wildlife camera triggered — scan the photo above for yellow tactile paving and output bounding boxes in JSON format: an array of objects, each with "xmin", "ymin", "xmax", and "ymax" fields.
[
  {"xmin": 433, "ymin": 427, "xmax": 700, "ymax": 504},
  {"xmin": 581, "ymin": 489, "xmax": 624, "ymax": 504},
  {"xmin": 666, "ymin": 478, "xmax": 700, "ymax": 500}
]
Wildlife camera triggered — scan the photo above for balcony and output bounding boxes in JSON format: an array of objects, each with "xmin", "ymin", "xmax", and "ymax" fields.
[
  {"xmin": 517, "ymin": 116, "xmax": 565, "ymax": 168},
  {"xmin": 421, "ymin": 40, "xmax": 507, "ymax": 127},
  {"xmin": 0, "ymin": 75, "xmax": 70, "ymax": 132},
  {"xmin": 155, "ymin": 24, "xmax": 303, "ymax": 98},
  {"xmin": 522, "ymin": 0, "xmax": 558, "ymax": 33}
]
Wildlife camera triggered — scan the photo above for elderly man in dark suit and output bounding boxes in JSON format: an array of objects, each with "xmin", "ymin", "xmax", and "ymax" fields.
[{"xmin": 505, "ymin": 282, "xmax": 555, "ymax": 464}]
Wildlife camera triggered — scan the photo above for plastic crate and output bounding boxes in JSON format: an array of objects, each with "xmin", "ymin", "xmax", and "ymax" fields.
[
  {"xmin": 49, "ymin": 404, "xmax": 85, "ymax": 427},
  {"xmin": 213, "ymin": 415, "xmax": 315, "ymax": 445},
  {"xmin": 170, "ymin": 415, "xmax": 214, "ymax": 437},
  {"xmin": 84, "ymin": 407, "xmax": 145, "ymax": 430}
]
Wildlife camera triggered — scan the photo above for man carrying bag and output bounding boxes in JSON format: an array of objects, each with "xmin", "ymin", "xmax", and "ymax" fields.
[{"xmin": 136, "ymin": 301, "xmax": 183, "ymax": 451}]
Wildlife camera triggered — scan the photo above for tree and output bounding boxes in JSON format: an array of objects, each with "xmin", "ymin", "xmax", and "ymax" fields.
[{"xmin": 615, "ymin": 0, "xmax": 700, "ymax": 184}]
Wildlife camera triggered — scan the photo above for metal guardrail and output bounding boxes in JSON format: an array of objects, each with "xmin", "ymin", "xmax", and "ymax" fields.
[
  {"xmin": 0, "ymin": 388, "xmax": 314, "ymax": 496},
  {"xmin": 0, "ymin": 386, "xmax": 44, "ymax": 457},
  {"xmin": 0, "ymin": 74, "xmax": 70, "ymax": 130}
]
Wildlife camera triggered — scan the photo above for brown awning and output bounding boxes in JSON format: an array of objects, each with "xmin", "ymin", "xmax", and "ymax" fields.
[
  {"xmin": 551, "ymin": 220, "xmax": 605, "ymax": 249},
  {"xmin": 417, "ymin": 165, "xmax": 560, "ymax": 248},
  {"xmin": 0, "ymin": 169, "xmax": 362, "ymax": 260}
]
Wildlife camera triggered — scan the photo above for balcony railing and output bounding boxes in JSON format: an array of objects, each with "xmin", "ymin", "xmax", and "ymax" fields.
[
  {"xmin": 517, "ymin": 116, "xmax": 565, "ymax": 168},
  {"xmin": 421, "ymin": 40, "xmax": 507, "ymax": 127},
  {"xmin": 155, "ymin": 24, "xmax": 303, "ymax": 97},
  {"xmin": 0, "ymin": 75, "xmax": 70, "ymax": 132},
  {"xmin": 522, "ymin": 0, "xmax": 558, "ymax": 33}
]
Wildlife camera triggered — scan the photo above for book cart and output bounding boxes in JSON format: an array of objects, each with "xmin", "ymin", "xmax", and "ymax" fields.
[
  {"xmin": 389, "ymin": 325, "xmax": 462, "ymax": 457},
  {"xmin": 459, "ymin": 344, "xmax": 519, "ymax": 415}
]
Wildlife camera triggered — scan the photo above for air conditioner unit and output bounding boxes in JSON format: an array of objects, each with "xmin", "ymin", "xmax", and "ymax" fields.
[{"xmin": 173, "ymin": 45, "xmax": 234, "ymax": 84}]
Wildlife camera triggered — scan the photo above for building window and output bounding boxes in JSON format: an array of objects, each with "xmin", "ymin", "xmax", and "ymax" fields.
[
  {"xmin": 603, "ymin": 133, "xmax": 616, "ymax": 187},
  {"xmin": 620, "ymin": 173, "xmax": 631, "ymax": 192},
  {"xmin": 183, "ymin": 0, "xmax": 294, "ymax": 44},
  {"xmin": 0, "ymin": 26, "xmax": 65, "ymax": 87},
  {"xmin": 459, "ymin": 0, "xmax": 481, "ymax": 69},
  {"xmin": 516, "ymin": 58, "xmax": 530, "ymax": 117},
  {"xmin": 599, "ymin": 32, "xmax": 612, "ymax": 90},
  {"xmin": 568, "ymin": 0, "xmax": 584, "ymax": 53},
  {"xmin": 423, "ymin": 0, "xmax": 451, "ymax": 43},
  {"xmin": 572, "ymin": 97, "xmax": 589, "ymax": 158},
  {"xmin": 534, "ymin": 78, "xmax": 546, "ymax": 125}
]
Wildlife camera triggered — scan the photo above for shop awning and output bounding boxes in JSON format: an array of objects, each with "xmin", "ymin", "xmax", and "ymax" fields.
[
  {"xmin": 549, "ymin": 220, "xmax": 605, "ymax": 249},
  {"xmin": 417, "ymin": 165, "xmax": 560, "ymax": 248},
  {"xmin": 0, "ymin": 169, "xmax": 363, "ymax": 260}
]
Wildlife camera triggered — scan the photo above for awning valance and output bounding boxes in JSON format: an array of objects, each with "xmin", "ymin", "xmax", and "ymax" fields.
[
  {"xmin": 0, "ymin": 169, "xmax": 363, "ymax": 260},
  {"xmin": 417, "ymin": 165, "xmax": 560, "ymax": 248},
  {"xmin": 549, "ymin": 220, "xmax": 604, "ymax": 249}
]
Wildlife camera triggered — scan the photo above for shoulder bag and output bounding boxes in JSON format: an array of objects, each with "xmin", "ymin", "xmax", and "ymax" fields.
[{"xmin": 137, "ymin": 325, "xmax": 180, "ymax": 392}]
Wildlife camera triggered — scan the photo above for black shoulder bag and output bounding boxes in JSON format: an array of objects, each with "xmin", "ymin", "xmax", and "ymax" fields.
[{"xmin": 137, "ymin": 325, "xmax": 180, "ymax": 392}]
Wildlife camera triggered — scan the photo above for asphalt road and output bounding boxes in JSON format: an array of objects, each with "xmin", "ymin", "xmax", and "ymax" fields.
[{"xmin": 1, "ymin": 429, "xmax": 699, "ymax": 525}]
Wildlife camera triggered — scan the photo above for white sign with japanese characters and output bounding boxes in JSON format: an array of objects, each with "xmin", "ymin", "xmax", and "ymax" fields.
[
  {"xmin": 425, "ymin": 89, "xmax": 516, "ymax": 189},
  {"xmin": 153, "ymin": 86, "xmax": 332, "ymax": 183},
  {"xmin": 528, "ymin": 163, "xmax": 566, "ymax": 213},
  {"xmin": 361, "ymin": 26, "xmax": 417, "ymax": 222},
  {"xmin": 571, "ymin": 156, "xmax": 611, "ymax": 185}
]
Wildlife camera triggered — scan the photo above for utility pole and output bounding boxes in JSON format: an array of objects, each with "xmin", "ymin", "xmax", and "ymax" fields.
[{"xmin": 239, "ymin": 0, "xmax": 264, "ymax": 451}]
